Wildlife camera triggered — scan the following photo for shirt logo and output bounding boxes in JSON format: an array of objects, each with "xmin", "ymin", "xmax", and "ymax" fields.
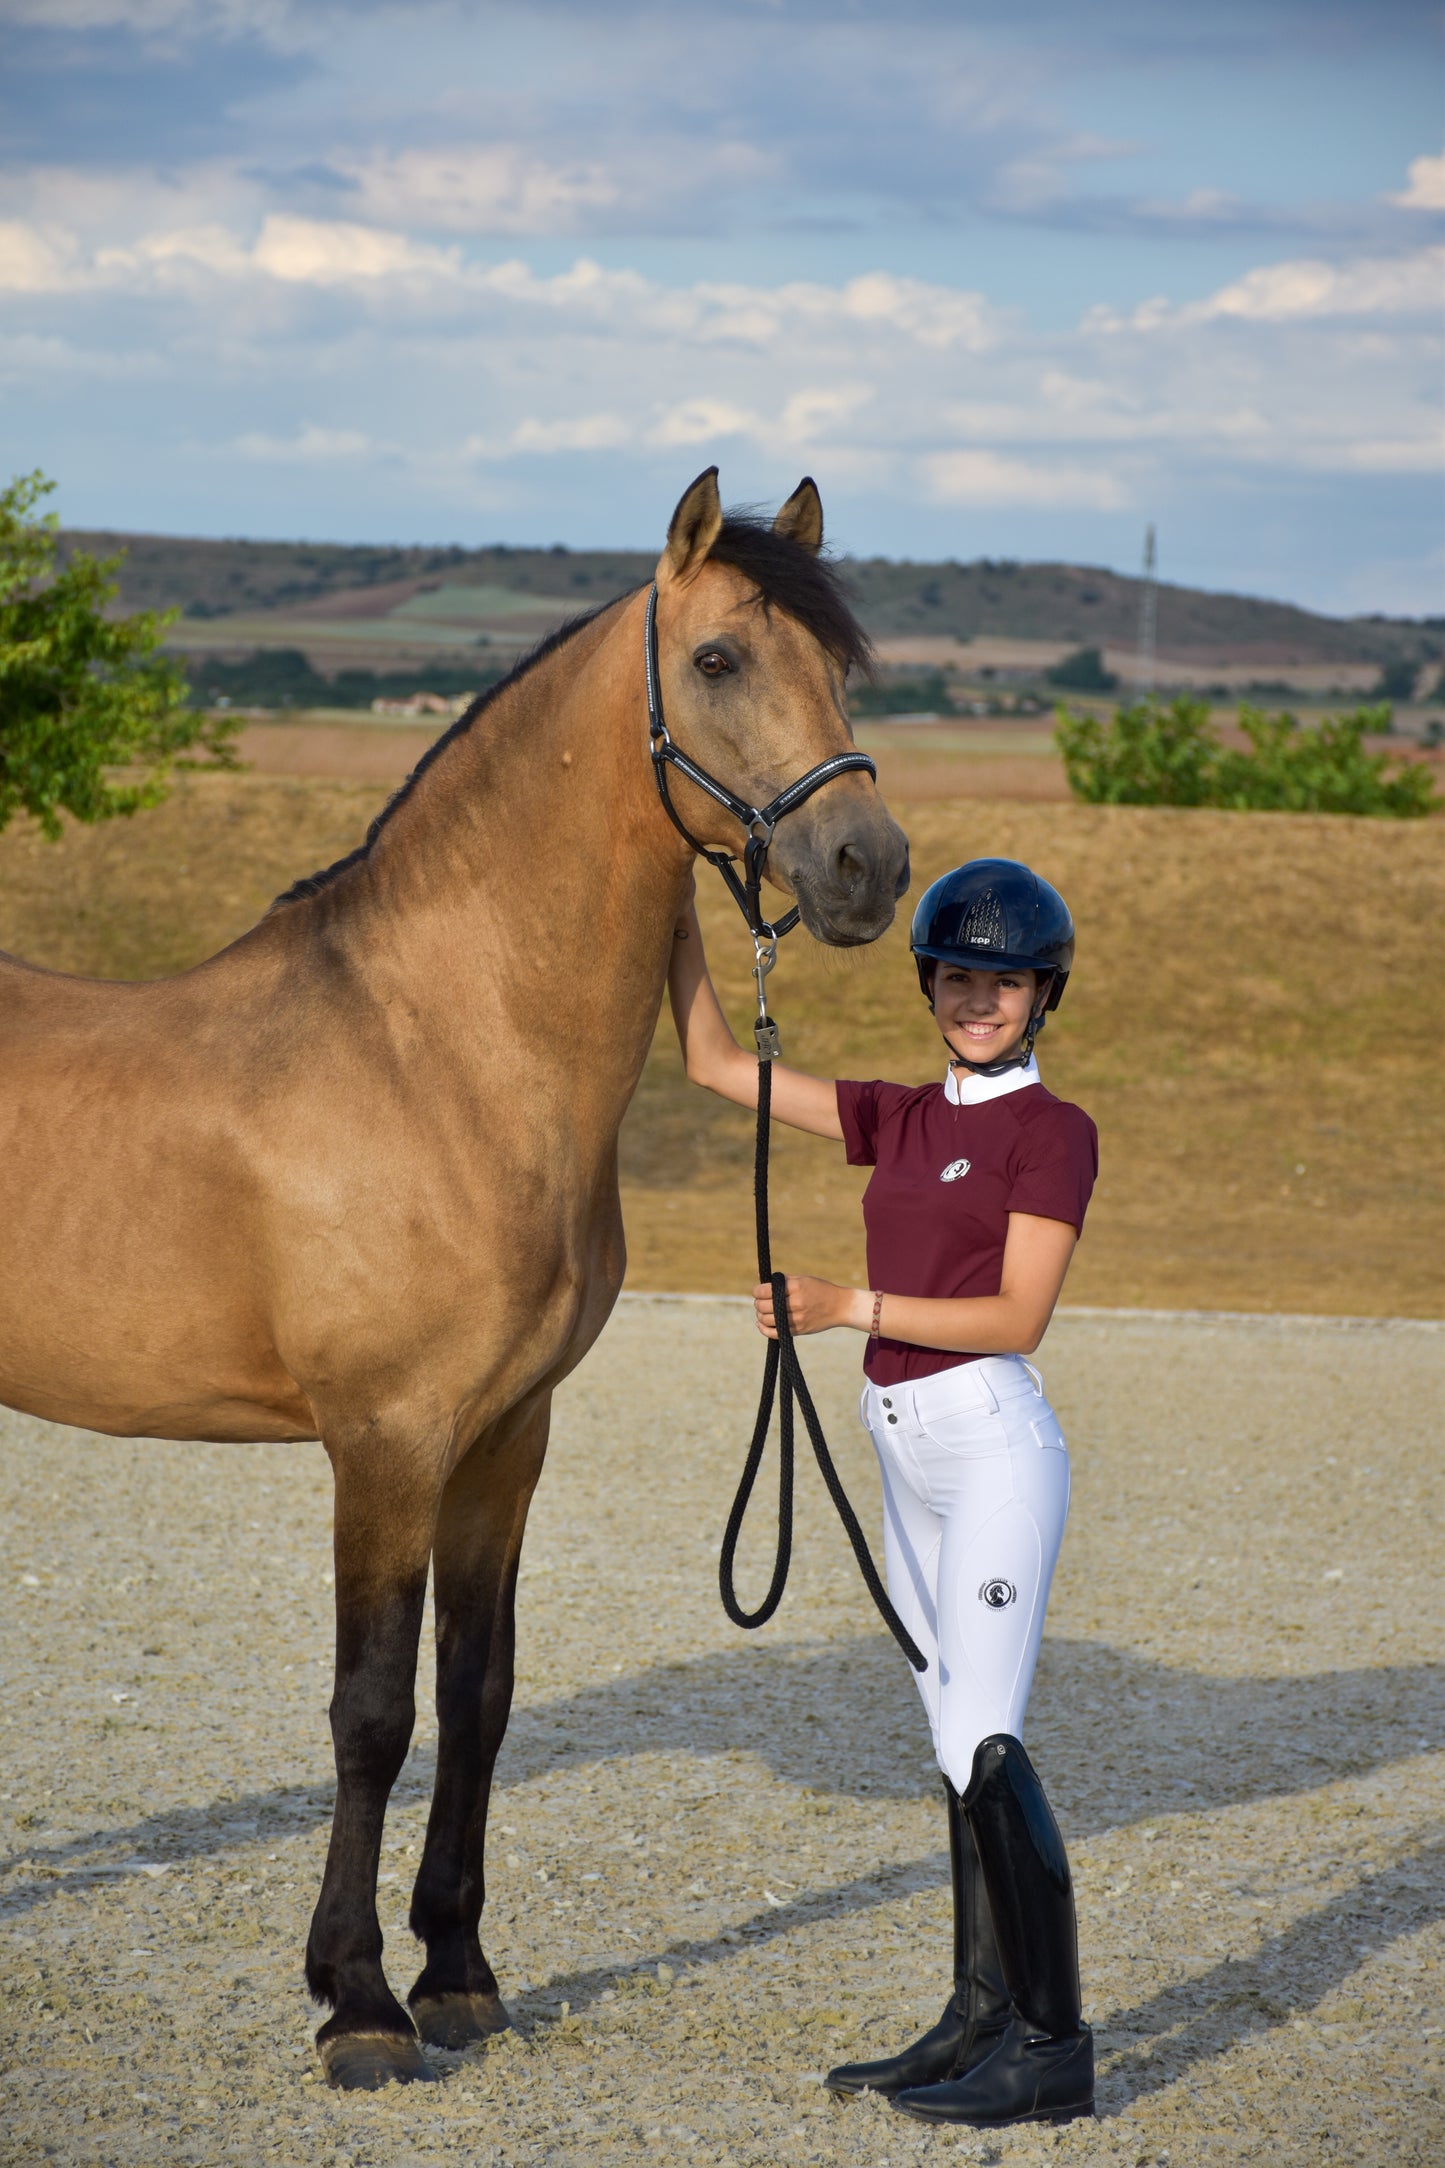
[{"xmin": 940, "ymin": 1158, "xmax": 972, "ymax": 1182}]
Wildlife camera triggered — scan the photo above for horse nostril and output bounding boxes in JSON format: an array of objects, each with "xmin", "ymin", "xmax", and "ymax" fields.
[{"xmin": 835, "ymin": 841, "xmax": 866, "ymax": 888}]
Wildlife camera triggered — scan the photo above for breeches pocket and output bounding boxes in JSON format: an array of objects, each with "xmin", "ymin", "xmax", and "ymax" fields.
[
  {"xmin": 1029, "ymin": 1407, "xmax": 1068, "ymax": 1454},
  {"xmin": 918, "ymin": 1404, "xmax": 1014, "ymax": 1460}
]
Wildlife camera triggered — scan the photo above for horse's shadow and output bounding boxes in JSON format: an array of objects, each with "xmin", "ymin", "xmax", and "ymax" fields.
[
  {"xmin": 5, "ymin": 1634, "xmax": 1439, "ymax": 2114},
  {"xmin": 491, "ymin": 1633, "xmax": 1440, "ymax": 1830},
  {"xmin": 3, "ymin": 1632, "xmax": 1435, "ymax": 1890}
]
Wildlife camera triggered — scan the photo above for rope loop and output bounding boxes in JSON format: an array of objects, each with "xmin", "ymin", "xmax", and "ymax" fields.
[{"xmin": 718, "ymin": 1056, "xmax": 927, "ymax": 1672}]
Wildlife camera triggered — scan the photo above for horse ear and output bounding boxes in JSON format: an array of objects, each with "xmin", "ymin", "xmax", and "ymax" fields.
[
  {"xmin": 773, "ymin": 476, "xmax": 823, "ymax": 554},
  {"xmin": 659, "ymin": 466, "xmax": 723, "ymax": 586}
]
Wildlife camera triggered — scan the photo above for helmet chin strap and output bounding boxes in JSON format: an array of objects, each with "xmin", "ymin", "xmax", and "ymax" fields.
[
  {"xmin": 938, "ymin": 979, "xmax": 1052, "ymax": 1080},
  {"xmin": 945, "ymin": 1022, "xmax": 1037, "ymax": 1079}
]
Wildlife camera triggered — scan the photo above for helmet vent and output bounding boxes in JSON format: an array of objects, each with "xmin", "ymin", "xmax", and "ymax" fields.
[{"xmin": 958, "ymin": 888, "xmax": 1006, "ymax": 950}]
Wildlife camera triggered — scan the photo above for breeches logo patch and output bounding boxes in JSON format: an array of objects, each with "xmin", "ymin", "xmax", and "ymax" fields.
[{"xmin": 979, "ymin": 1578, "xmax": 1017, "ymax": 1609}]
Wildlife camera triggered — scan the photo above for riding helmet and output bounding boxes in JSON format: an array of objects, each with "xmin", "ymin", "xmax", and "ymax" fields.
[{"xmin": 910, "ymin": 858, "xmax": 1075, "ymax": 1014}]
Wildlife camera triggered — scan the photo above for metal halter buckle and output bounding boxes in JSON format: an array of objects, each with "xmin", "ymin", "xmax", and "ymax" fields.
[{"xmin": 751, "ymin": 932, "xmax": 781, "ymax": 1061}]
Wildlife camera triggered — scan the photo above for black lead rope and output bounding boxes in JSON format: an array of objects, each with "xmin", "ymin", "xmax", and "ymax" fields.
[
  {"xmin": 641, "ymin": 579, "xmax": 925, "ymax": 1672},
  {"xmin": 717, "ymin": 1055, "xmax": 929, "ymax": 1674}
]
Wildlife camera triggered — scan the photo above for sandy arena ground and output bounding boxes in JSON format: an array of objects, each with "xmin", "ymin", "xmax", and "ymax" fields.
[{"xmin": 1, "ymin": 1303, "xmax": 1441, "ymax": 2168}]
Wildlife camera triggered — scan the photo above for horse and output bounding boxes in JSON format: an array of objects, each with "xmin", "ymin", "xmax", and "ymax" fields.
[{"xmin": 0, "ymin": 468, "xmax": 910, "ymax": 2090}]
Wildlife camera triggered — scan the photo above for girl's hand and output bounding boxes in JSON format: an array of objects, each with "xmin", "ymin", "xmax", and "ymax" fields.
[{"xmin": 753, "ymin": 1276, "xmax": 867, "ymax": 1339}]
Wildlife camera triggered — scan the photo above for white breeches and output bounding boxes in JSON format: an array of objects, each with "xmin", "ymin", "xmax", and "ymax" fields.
[{"xmin": 861, "ymin": 1355, "xmax": 1071, "ymax": 1793}]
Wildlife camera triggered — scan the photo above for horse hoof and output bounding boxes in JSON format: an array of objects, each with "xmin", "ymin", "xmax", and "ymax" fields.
[
  {"xmin": 319, "ymin": 2031, "xmax": 440, "ymax": 2091},
  {"xmin": 411, "ymin": 1990, "xmax": 513, "ymax": 2049}
]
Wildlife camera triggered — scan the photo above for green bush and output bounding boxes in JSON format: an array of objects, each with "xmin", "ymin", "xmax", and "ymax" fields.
[
  {"xmin": 1046, "ymin": 645, "xmax": 1117, "ymax": 692},
  {"xmin": 848, "ymin": 671, "xmax": 955, "ymax": 717},
  {"xmin": 1055, "ymin": 696, "xmax": 1439, "ymax": 818}
]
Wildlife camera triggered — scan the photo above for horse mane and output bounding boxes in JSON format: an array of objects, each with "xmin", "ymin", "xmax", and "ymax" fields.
[
  {"xmin": 270, "ymin": 510, "xmax": 872, "ymax": 909},
  {"xmin": 270, "ymin": 605, "xmax": 612, "ymax": 907}
]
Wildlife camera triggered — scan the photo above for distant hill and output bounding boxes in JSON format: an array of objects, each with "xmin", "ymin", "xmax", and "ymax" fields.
[{"xmin": 59, "ymin": 526, "xmax": 1440, "ymax": 669}]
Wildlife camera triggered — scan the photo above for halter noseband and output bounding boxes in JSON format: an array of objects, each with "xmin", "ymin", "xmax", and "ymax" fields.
[{"xmin": 644, "ymin": 582, "xmax": 876, "ymax": 944}]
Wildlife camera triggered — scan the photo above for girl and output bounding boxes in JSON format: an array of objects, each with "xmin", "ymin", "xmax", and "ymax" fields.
[{"xmin": 667, "ymin": 856, "xmax": 1097, "ymax": 2129}]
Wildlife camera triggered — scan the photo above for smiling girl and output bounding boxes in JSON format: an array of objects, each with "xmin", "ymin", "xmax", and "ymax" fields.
[{"xmin": 667, "ymin": 857, "xmax": 1098, "ymax": 2129}]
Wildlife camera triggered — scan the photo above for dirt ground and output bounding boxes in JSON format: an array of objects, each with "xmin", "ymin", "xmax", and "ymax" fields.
[{"xmin": 1, "ymin": 1303, "xmax": 1440, "ymax": 2166}]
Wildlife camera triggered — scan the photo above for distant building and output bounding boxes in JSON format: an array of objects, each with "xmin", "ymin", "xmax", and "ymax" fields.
[{"xmin": 370, "ymin": 692, "xmax": 474, "ymax": 717}]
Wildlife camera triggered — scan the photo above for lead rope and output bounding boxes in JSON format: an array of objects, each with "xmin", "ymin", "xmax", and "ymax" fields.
[{"xmin": 717, "ymin": 939, "xmax": 928, "ymax": 1673}]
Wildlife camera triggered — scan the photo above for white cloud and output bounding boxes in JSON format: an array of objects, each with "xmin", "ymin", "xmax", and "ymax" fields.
[
  {"xmin": 920, "ymin": 449, "xmax": 1128, "ymax": 510},
  {"xmin": 334, "ymin": 146, "xmax": 622, "ymax": 237},
  {"xmin": 1094, "ymin": 245, "xmax": 1445, "ymax": 332},
  {"xmin": 251, "ymin": 215, "xmax": 462, "ymax": 285},
  {"xmin": 509, "ymin": 413, "xmax": 632, "ymax": 454},
  {"xmin": 1387, "ymin": 152, "xmax": 1445, "ymax": 213},
  {"xmin": 0, "ymin": 221, "xmax": 78, "ymax": 293},
  {"xmin": 2, "ymin": 197, "xmax": 1437, "ymax": 528},
  {"xmin": 233, "ymin": 423, "xmax": 377, "ymax": 462},
  {"xmin": 1197, "ymin": 247, "xmax": 1444, "ymax": 323}
]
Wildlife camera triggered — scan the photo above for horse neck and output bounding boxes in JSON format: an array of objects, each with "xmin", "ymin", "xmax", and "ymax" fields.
[{"xmin": 343, "ymin": 594, "xmax": 688, "ymax": 1086}]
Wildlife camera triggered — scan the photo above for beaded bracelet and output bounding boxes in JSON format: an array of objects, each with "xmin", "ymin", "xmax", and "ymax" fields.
[{"xmin": 869, "ymin": 1290, "xmax": 884, "ymax": 1340}]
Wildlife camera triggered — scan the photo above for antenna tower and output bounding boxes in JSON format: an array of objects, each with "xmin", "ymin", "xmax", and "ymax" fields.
[{"xmin": 1135, "ymin": 523, "xmax": 1157, "ymax": 702}]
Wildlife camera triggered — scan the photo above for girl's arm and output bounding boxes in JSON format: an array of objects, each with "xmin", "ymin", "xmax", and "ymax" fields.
[
  {"xmin": 667, "ymin": 896, "xmax": 844, "ymax": 1141},
  {"xmin": 753, "ymin": 1212, "xmax": 1078, "ymax": 1356}
]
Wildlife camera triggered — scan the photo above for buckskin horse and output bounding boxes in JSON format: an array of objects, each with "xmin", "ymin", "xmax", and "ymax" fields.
[{"xmin": 0, "ymin": 469, "xmax": 909, "ymax": 2089}]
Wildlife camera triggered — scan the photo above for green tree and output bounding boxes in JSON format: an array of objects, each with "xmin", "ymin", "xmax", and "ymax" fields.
[
  {"xmin": 1369, "ymin": 656, "xmax": 1419, "ymax": 706},
  {"xmin": 0, "ymin": 470, "xmax": 240, "ymax": 839},
  {"xmin": 1046, "ymin": 645, "xmax": 1117, "ymax": 693},
  {"xmin": 1055, "ymin": 695, "xmax": 1438, "ymax": 818}
]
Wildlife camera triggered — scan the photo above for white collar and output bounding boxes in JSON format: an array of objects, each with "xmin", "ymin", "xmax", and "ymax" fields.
[{"xmin": 944, "ymin": 1054, "xmax": 1041, "ymax": 1107}]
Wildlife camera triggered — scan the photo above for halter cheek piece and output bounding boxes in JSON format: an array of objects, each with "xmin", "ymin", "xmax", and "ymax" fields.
[
  {"xmin": 646, "ymin": 582, "xmax": 924, "ymax": 1674},
  {"xmin": 645, "ymin": 583, "xmax": 876, "ymax": 1041}
]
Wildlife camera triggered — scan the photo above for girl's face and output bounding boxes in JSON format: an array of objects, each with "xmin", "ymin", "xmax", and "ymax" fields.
[{"xmin": 931, "ymin": 963, "xmax": 1041, "ymax": 1065}]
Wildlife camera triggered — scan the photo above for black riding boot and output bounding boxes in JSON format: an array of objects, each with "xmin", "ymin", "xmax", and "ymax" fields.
[
  {"xmin": 824, "ymin": 1777, "xmax": 1011, "ymax": 2097},
  {"xmin": 894, "ymin": 1735, "xmax": 1094, "ymax": 2127}
]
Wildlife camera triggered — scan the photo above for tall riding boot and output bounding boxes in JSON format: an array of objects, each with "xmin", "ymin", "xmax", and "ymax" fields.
[
  {"xmin": 824, "ymin": 1776, "xmax": 1011, "ymax": 2097},
  {"xmin": 894, "ymin": 1735, "xmax": 1094, "ymax": 2127}
]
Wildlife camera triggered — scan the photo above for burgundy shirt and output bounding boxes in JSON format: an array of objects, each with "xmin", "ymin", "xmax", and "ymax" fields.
[{"xmin": 836, "ymin": 1075, "xmax": 1099, "ymax": 1385}]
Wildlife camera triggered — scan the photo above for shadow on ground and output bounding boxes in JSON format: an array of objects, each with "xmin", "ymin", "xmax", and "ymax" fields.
[{"xmin": 3, "ymin": 1635, "xmax": 1436, "ymax": 1911}]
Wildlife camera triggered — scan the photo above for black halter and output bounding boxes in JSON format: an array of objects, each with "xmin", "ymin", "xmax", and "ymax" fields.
[{"xmin": 644, "ymin": 583, "xmax": 876, "ymax": 943}]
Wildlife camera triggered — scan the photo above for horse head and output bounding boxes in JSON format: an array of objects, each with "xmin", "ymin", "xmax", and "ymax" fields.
[{"xmin": 652, "ymin": 467, "xmax": 910, "ymax": 947}]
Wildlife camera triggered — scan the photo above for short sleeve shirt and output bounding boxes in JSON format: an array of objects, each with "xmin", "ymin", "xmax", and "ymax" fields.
[{"xmin": 836, "ymin": 1076, "xmax": 1098, "ymax": 1385}]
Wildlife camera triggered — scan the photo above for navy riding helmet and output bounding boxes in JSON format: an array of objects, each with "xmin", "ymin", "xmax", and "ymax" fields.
[{"xmin": 910, "ymin": 859, "xmax": 1075, "ymax": 1031}]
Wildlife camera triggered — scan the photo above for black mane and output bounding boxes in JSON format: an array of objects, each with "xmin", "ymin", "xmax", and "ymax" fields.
[{"xmin": 270, "ymin": 508, "xmax": 871, "ymax": 909}]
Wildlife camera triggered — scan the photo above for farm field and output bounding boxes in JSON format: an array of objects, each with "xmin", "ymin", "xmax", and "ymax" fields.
[
  {"xmin": 1, "ymin": 1303, "xmax": 1441, "ymax": 2166},
  {"xmin": 0, "ymin": 763, "xmax": 1439, "ymax": 1319},
  {"xmin": 225, "ymin": 715, "xmax": 1077, "ymax": 803}
]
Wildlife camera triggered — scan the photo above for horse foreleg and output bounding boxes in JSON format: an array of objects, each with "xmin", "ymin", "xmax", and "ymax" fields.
[
  {"xmin": 306, "ymin": 1433, "xmax": 439, "ymax": 2091},
  {"xmin": 407, "ymin": 1397, "xmax": 550, "ymax": 2049}
]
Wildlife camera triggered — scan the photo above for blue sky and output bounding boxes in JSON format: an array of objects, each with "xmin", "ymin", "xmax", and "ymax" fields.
[{"xmin": 1, "ymin": 0, "xmax": 1440, "ymax": 614}]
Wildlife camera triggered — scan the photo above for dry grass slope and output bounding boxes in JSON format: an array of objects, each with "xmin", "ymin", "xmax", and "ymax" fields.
[{"xmin": 0, "ymin": 774, "xmax": 1440, "ymax": 1318}]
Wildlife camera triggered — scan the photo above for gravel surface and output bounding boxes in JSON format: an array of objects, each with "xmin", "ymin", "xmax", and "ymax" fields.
[{"xmin": 1, "ymin": 1304, "xmax": 1441, "ymax": 2167}]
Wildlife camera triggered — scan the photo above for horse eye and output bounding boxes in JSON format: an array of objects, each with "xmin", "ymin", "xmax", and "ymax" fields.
[{"xmin": 695, "ymin": 650, "xmax": 730, "ymax": 678}]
